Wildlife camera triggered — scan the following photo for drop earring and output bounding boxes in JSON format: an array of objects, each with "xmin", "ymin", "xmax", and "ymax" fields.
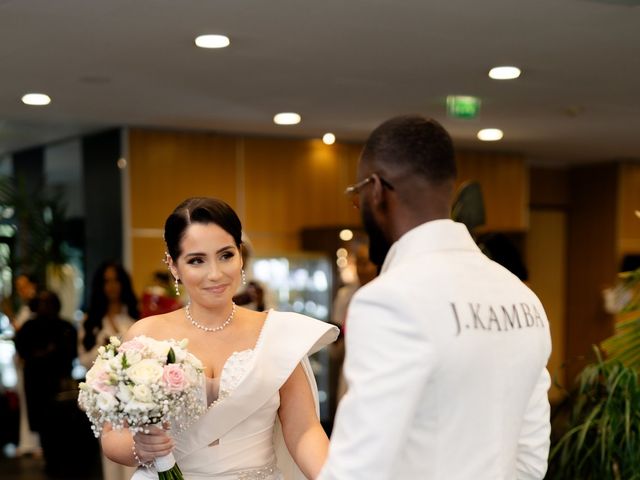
[
  {"xmin": 241, "ymin": 269, "xmax": 247, "ymax": 286},
  {"xmin": 174, "ymin": 277, "xmax": 180, "ymax": 296}
]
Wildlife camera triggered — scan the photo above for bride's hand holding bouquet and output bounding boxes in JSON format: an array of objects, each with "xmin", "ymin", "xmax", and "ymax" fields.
[{"xmin": 78, "ymin": 335, "xmax": 206, "ymax": 480}]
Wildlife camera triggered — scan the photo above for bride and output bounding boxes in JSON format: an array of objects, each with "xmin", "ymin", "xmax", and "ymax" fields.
[{"xmin": 100, "ymin": 197, "xmax": 338, "ymax": 480}]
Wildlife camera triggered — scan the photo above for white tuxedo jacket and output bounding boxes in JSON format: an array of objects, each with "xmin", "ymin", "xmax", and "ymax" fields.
[{"xmin": 319, "ymin": 220, "xmax": 552, "ymax": 480}]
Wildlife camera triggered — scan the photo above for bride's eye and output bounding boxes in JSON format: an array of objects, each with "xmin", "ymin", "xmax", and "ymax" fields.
[
  {"xmin": 187, "ymin": 257, "xmax": 204, "ymax": 265},
  {"xmin": 220, "ymin": 251, "xmax": 235, "ymax": 261}
]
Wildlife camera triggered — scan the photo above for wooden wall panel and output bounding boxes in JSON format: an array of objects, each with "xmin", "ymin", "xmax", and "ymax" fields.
[
  {"xmin": 565, "ymin": 164, "xmax": 618, "ymax": 381},
  {"xmin": 527, "ymin": 210, "xmax": 567, "ymax": 403},
  {"xmin": 128, "ymin": 129, "xmax": 238, "ymax": 230},
  {"xmin": 242, "ymin": 138, "xmax": 360, "ymax": 253},
  {"xmin": 127, "ymin": 130, "xmax": 362, "ymax": 289},
  {"xmin": 127, "ymin": 129, "xmax": 530, "ymax": 294},
  {"xmin": 456, "ymin": 151, "xmax": 528, "ymax": 231},
  {"xmin": 529, "ymin": 168, "xmax": 569, "ymax": 208},
  {"xmin": 128, "ymin": 129, "xmax": 238, "ymax": 293},
  {"xmin": 618, "ymin": 162, "xmax": 640, "ymax": 256},
  {"xmin": 131, "ymin": 236, "xmax": 168, "ymax": 297}
]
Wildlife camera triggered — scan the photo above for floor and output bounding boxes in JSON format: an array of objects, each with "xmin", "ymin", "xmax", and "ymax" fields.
[
  {"xmin": 0, "ymin": 452, "xmax": 52, "ymax": 480},
  {"xmin": 0, "ymin": 447, "xmax": 102, "ymax": 480}
]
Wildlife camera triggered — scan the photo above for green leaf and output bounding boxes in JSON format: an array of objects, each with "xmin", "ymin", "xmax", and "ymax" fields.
[
  {"xmin": 167, "ymin": 347, "xmax": 176, "ymax": 364},
  {"xmin": 121, "ymin": 353, "xmax": 129, "ymax": 369}
]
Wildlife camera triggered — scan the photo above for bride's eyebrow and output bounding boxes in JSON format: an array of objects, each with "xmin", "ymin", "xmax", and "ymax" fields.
[
  {"xmin": 184, "ymin": 252, "xmax": 207, "ymax": 258},
  {"xmin": 183, "ymin": 245, "xmax": 234, "ymax": 258},
  {"xmin": 216, "ymin": 245, "xmax": 235, "ymax": 254}
]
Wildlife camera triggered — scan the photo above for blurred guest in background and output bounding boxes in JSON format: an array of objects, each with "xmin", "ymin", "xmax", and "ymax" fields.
[
  {"xmin": 11, "ymin": 273, "xmax": 38, "ymax": 330},
  {"xmin": 234, "ymin": 280, "xmax": 267, "ymax": 312},
  {"xmin": 140, "ymin": 270, "xmax": 182, "ymax": 318},
  {"xmin": 14, "ymin": 290, "xmax": 77, "ymax": 475},
  {"xmin": 79, "ymin": 261, "xmax": 139, "ymax": 480},
  {"xmin": 330, "ymin": 243, "xmax": 377, "ymax": 414},
  {"xmin": 332, "ymin": 243, "xmax": 377, "ymax": 332},
  {"xmin": 79, "ymin": 261, "xmax": 139, "ymax": 368},
  {"xmin": 11, "ymin": 273, "xmax": 41, "ymax": 457}
]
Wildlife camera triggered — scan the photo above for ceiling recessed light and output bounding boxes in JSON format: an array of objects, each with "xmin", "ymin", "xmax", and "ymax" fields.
[
  {"xmin": 488, "ymin": 66, "xmax": 521, "ymax": 80},
  {"xmin": 322, "ymin": 133, "xmax": 336, "ymax": 145},
  {"xmin": 477, "ymin": 128, "xmax": 504, "ymax": 141},
  {"xmin": 21, "ymin": 93, "xmax": 51, "ymax": 106},
  {"xmin": 194, "ymin": 34, "xmax": 230, "ymax": 49},
  {"xmin": 273, "ymin": 112, "xmax": 301, "ymax": 125},
  {"xmin": 339, "ymin": 229, "xmax": 353, "ymax": 241}
]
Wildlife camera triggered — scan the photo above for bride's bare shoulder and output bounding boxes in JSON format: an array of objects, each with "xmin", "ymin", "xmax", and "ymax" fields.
[{"xmin": 123, "ymin": 309, "xmax": 183, "ymax": 341}]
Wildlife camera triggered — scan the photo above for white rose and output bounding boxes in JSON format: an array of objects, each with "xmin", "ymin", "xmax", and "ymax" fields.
[
  {"xmin": 108, "ymin": 354, "xmax": 123, "ymax": 372},
  {"xmin": 96, "ymin": 392, "xmax": 118, "ymax": 412},
  {"xmin": 145, "ymin": 338, "xmax": 171, "ymax": 361},
  {"xmin": 132, "ymin": 384, "xmax": 154, "ymax": 403},
  {"xmin": 124, "ymin": 350, "xmax": 142, "ymax": 365},
  {"xmin": 126, "ymin": 359, "xmax": 163, "ymax": 385},
  {"xmin": 173, "ymin": 347, "xmax": 187, "ymax": 363},
  {"xmin": 179, "ymin": 339, "xmax": 189, "ymax": 349},
  {"xmin": 85, "ymin": 359, "xmax": 107, "ymax": 384},
  {"xmin": 116, "ymin": 383, "xmax": 132, "ymax": 403}
]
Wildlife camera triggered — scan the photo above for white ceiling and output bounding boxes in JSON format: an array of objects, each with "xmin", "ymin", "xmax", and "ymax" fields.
[{"xmin": 1, "ymin": 0, "xmax": 639, "ymax": 165}]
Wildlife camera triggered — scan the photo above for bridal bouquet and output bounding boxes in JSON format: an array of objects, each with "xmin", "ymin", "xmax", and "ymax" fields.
[{"xmin": 78, "ymin": 335, "xmax": 206, "ymax": 480}]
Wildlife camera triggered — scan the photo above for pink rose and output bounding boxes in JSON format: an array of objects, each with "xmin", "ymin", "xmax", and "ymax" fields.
[
  {"xmin": 93, "ymin": 371, "xmax": 117, "ymax": 395},
  {"xmin": 163, "ymin": 364, "xmax": 187, "ymax": 392},
  {"xmin": 118, "ymin": 338, "xmax": 144, "ymax": 354}
]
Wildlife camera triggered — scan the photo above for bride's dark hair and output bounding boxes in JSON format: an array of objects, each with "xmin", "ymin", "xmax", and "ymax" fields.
[{"xmin": 164, "ymin": 197, "xmax": 243, "ymax": 260}]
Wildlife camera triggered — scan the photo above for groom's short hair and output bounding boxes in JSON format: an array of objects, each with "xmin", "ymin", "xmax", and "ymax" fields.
[{"xmin": 362, "ymin": 114, "xmax": 456, "ymax": 184}]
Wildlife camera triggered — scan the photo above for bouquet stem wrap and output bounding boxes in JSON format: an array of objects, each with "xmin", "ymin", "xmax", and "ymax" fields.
[
  {"xmin": 155, "ymin": 452, "xmax": 176, "ymax": 472},
  {"xmin": 155, "ymin": 452, "xmax": 184, "ymax": 479}
]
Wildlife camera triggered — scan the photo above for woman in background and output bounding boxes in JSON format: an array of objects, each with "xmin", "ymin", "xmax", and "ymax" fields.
[{"xmin": 79, "ymin": 261, "xmax": 139, "ymax": 480}]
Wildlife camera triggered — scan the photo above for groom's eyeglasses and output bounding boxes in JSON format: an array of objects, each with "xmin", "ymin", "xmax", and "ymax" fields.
[{"xmin": 344, "ymin": 174, "xmax": 395, "ymax": 208}]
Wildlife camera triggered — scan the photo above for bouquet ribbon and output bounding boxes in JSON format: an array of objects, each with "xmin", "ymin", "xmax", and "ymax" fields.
[{"xmin": 154, "ymin": 452, "xmax": 176, "ymax": 472}]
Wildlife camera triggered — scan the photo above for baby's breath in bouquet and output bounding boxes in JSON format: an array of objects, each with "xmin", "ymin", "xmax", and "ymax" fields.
[{"xmin": 78, "ymin": 335, "xmax": 206, "ymax": 480}]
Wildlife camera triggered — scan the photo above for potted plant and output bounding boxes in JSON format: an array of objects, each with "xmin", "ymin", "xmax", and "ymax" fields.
[{"xmin": 548, "ymin": 266, "xmax": 640, "ymax": 479}]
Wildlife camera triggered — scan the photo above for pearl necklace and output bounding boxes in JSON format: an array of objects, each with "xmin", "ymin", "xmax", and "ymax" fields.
[{"xmin": 185, "ymin": 302, "xmax": 236, "ymax": 333}]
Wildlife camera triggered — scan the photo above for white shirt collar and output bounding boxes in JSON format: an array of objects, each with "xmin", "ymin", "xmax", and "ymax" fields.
[{"xmin": 380, "ymin": 219, "xmax": 479, "ymax": 274}]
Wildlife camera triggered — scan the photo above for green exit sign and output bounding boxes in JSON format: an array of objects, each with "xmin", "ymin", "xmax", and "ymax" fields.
[{"xmin": 446, "ymin": 95, "xmax": 481, "ymax": 119}]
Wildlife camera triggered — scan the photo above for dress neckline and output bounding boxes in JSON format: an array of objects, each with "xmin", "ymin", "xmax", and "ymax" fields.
[
  {"xmin": 205, "ymin": 310, "xmax": 274, "ymax": 410},
  {"xmin": 197, "ymin": 308, "xmax": 272, "ymax": 380}
]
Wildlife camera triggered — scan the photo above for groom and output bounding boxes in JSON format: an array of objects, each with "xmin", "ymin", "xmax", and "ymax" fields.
[{"xmin": 318, "ymin": 115, "xmax": 552, "ymax": 479}]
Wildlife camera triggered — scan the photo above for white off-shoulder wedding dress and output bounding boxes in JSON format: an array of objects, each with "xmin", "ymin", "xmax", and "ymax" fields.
[{"xmin": 131, "ymin": 311, "xmax": 338, "ymax": 480}]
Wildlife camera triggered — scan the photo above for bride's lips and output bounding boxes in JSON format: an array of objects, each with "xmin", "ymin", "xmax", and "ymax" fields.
[{"xmin": 203, "ymin": 284, "xmax": 229, "ymax": 294}]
